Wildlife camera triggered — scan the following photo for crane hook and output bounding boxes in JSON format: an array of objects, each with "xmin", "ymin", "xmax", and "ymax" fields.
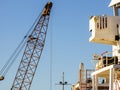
[{"xmin": 0, "ymin": 75, "xmax": 4, "ymax": 81}]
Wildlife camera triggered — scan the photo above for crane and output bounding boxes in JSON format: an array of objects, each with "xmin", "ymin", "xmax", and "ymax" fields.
[{"xmin": 9, "ymin": 2, "xmax": 53, "ymax": 90}]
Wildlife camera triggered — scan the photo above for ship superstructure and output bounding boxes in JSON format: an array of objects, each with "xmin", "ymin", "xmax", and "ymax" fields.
[
  {"xmin": 89, "ymin": 0, "xmax": 120, "ymax": 90},
  {"xmin": 72, "ymin": 0, "xmax": 120, "ymax": 90}
]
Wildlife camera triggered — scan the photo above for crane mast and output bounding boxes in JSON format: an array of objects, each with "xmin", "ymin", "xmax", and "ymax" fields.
[{"xmin": 11, "ymin": 2, "xmax": 52, "ymax": 90}]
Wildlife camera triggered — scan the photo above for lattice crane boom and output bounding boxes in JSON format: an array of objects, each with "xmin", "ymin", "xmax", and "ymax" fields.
[{"xmin": 11, "ymin": 2, "xmax": 53, "ymax": 90}]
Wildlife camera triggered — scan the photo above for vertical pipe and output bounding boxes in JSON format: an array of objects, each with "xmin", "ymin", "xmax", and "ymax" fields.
[
  {"xmin": 109, "ymin": 68, "xmax": 113, "ymax": 90},
  {"xmin": 113, "ymin": 6, "xmax": 118, "ymax": 16},
  {"xmin": 95, "ymin": 75, "xmax": 98, "ymax": 90},
  {"xmin": 92, "ymin": 75, "xmax": 95, "ymax": 90}
]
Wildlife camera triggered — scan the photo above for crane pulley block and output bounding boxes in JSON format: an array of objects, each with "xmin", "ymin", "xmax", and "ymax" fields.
[{"xmin": 42, "ymin": 2, "xmax": 52, "ymax": 16}]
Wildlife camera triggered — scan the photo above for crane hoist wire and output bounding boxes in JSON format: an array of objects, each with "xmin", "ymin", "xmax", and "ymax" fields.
[{"xmin": 0, "ymin": 10, "xmax": 42, "ymax": 79}]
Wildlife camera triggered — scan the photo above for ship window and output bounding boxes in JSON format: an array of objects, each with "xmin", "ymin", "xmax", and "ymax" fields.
[
  {"xmin": 103, "ymin": 17, "xmax": 104, "ymax": 29},
  {"xmin": 105, "ymin": 17, "xmax": 107, "ymax": 28},
  {"xmin": 97, "ymin": 23, "xmax": 99, "ymax": 28},
  {"xmin": 100, "ymin": 17, "xmax": 102, "ymax": 29}
]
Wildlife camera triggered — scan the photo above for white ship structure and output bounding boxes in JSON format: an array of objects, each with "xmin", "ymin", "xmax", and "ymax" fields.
[{"xmin": 72, "ymin": 0, "xmax": 120, "ymax": 90}]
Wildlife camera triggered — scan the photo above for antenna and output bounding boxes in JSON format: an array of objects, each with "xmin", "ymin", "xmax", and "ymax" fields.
[{"xmin": 55, "ymin": 72, "xmax": 71, "ymax": 90}]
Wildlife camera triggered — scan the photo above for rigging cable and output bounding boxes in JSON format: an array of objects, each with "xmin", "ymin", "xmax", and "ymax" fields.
[
  {"xmin": 0, "ymin": 11, "xmax": 42, "ymax": 77},
  {"xmin": 0, "ymin": 35, "xmax": 27, "ymax": 76},
  {"xmin": 50, "ymin": 19, "xmax": 53, "ymax": 90}
]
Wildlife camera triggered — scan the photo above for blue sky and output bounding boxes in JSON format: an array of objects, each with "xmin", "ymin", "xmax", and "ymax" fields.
[{"xmin": 0, "ymin": 0, "xmax": 113, "ymax": 90}]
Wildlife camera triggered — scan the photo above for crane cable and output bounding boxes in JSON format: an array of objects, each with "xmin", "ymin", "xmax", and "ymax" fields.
[
  {"xmin": 0, "ymin": 12, "xmax": 42, "ymax": 77},
  {"xmin": 50, "ymin": 18, "xmax": 53, "ymax": 90},
  {"xmin": 1, "ymin": 37, "xmax": 27, "ymax": 76}
]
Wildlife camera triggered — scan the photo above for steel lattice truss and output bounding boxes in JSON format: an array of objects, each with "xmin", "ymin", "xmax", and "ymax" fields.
[{"xmin": 11, "ymin": 2, "xmax": 52, "ymax": 90}]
